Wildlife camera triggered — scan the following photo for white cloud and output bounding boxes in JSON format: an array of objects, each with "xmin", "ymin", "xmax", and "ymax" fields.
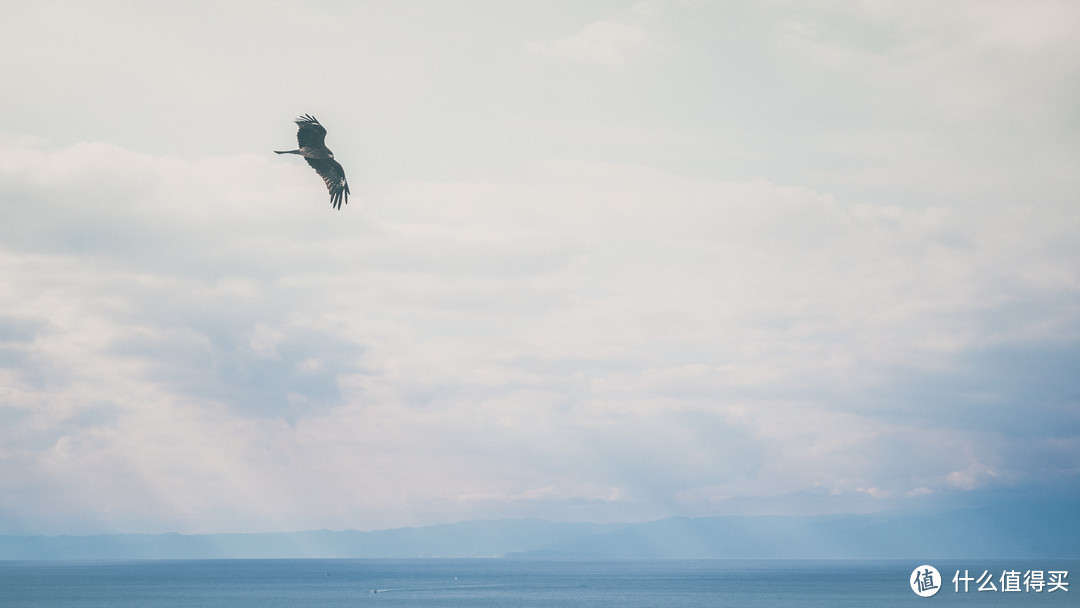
[
  {"xmin": 528, "ymin": 19, "xmax": 653, "ymax": 65},
  {"xmin": 0, "ymin": 1, "xmax": 1077, "ymax": 535},
  {"xmin": 946, "ymin": 461, "xmax": 1005, "ymax": 491},
  {"xmin": 2, "ymin": 130, "xmax": 1077, "ymax": 532},
  {"xmin": 773, "ymin": 0, "xmax": 1080, "ymax": 128}
]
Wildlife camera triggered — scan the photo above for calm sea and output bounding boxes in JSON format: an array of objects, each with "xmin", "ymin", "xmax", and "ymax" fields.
[{"xmin": 0, "ymin": 558, "xmax": 1075, "ymax": 607}]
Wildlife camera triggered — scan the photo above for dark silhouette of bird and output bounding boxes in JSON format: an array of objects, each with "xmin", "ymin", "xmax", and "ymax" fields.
[{"xmin": 275, "ymin": 114, "xmax": 350, "ymax": 209}]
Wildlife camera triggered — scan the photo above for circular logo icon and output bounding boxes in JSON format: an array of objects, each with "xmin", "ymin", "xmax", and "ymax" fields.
[{"xmin": 910, "ymin": 565, "xmax": 941, "ymax": 597}]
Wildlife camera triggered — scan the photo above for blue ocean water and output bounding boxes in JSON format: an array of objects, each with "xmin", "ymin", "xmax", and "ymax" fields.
[{"xmin": 0, "ymin": 558, "xmax": 1075, "ymax": 607}]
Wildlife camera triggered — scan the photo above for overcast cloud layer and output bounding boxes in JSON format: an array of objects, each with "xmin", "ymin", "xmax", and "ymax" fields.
[{"xmin": 1, "ymin": 1, "xmax": 1078, "ymax": 535}]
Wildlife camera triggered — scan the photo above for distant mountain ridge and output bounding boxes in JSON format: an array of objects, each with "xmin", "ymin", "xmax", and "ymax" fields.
[{"xmin": 2, "ymin": 503, "xmax": 1076, "ymax": 561}]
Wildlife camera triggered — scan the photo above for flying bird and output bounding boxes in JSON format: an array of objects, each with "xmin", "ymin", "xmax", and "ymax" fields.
[{"xmin": 275, "ymin": 114, "xmax": 350, "ymax": 209}]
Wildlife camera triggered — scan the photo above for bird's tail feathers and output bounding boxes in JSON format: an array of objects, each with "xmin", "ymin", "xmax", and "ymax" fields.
[{"xmin": 274, "ymin": 149, "xmax": 300, "ymax": 154}]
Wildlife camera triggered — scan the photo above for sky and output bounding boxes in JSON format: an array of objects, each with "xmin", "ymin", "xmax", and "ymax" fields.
[{"xmin": 0, "ymin": 0, "xmax": 1078, "ymax": 536}]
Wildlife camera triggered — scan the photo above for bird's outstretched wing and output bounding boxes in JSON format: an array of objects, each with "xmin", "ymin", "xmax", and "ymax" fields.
[
  {"xmin": 295, "ymin": 114, "xmax": 328, "ymax": 149},
  {"xmin": 305, "ymin": 157, "xmax": 350, "ymax": 209}
]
